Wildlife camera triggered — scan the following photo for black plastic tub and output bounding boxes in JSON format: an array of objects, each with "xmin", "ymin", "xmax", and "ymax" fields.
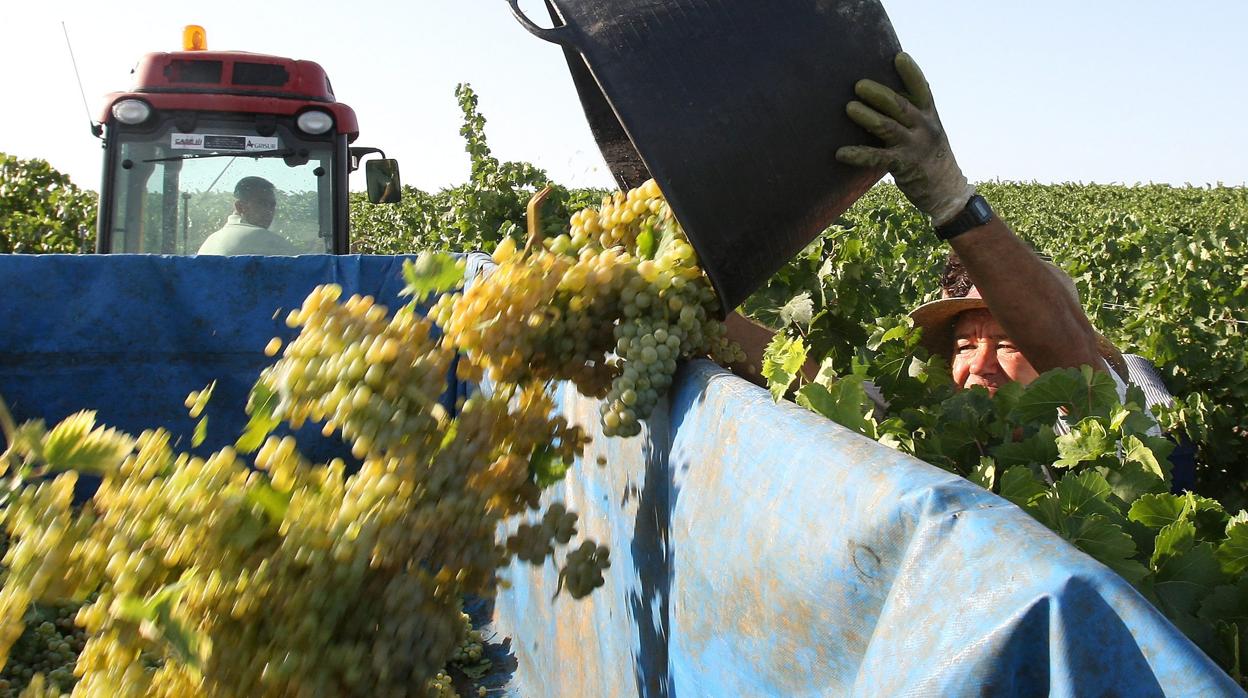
[{"xmin": 510, "ymin": 0, "xmax": 904, "ymax": 313}]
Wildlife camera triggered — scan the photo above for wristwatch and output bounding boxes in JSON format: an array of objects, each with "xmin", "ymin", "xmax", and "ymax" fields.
[{"xmin": 935, "ymin": 194, "xmax": 995, "ymax": 241}]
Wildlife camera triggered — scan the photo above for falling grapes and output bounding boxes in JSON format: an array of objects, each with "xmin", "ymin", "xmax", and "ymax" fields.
[{"xmin": 0, "ymin": 179, "xmax": 738, "ymax": 696}]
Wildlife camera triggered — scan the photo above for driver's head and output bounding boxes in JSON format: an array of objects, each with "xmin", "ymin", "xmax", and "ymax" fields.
[{"xmin": 233, "ymin": 177, "xmax": 277, "ymax": 228}]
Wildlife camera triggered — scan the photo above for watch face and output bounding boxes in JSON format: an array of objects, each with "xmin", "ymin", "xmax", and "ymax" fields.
[{"xmin": 970, "ymin": 197, "xmax": 993, "ymax": 222}]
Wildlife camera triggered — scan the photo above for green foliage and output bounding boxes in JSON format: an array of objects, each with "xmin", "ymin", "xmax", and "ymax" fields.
[
  {"xmin": 401, "ymin": 251, "xmax": 465, "ymax": 302},
  {"xmin": 760, "ymin": 334, "xmax": 807, "ymax": 401},
  {"xmin": 349, "ymin": 84, "xmax": 607, "ymax": 255},
  {"xmin": 785, "ymin": 344, "xmax": 1248, "ymax": 679},
  {"xmin": 749, "ymin": 182, "xmax": 1248, "ymax": 682},
  {"xmin": 747, "ymin": 182, "xmax": 1248, "ymax": 504},
  {"xmin": 0, "ymin": 153, "xmax": 97, "ymax": 253}
]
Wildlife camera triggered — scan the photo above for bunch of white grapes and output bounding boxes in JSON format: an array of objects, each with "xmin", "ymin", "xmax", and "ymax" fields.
[
  {"xmin": 435, "ymin": 179, "xmax": 743, "ymax": 437},
  {"xmin": 0, "ymin": 178, "xmax": 743, "ymax": 696}
]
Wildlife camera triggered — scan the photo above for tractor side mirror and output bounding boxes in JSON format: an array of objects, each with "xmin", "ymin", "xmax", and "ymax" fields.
[{"xmin": 365, "ymin": 159, "xmax": 402, "ymax": 204}]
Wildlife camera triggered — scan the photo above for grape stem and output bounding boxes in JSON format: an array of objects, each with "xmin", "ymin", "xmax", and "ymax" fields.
[{"xmin": 523, "ymin": 186, "xmax": 553, "ymax": 255}]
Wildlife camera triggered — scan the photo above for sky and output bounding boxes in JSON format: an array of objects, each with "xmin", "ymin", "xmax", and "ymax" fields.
[{"xmin": 1, "ymin": 1, "xmax": 1245, "ymax": 194}]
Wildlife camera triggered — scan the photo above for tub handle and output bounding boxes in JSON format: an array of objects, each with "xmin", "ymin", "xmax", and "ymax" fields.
[{"xmin": 508, "ymin": 0, "xmax": 577, "ymax": 48}]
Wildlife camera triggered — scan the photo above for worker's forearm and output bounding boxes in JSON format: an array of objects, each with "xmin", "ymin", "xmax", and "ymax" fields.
[{"xmin": 948, "ymin": 219, "xmax": 1103, "ymax": 373}]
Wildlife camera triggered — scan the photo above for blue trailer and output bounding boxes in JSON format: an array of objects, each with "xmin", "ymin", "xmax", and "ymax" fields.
[{"xmin": 0, "ymin": 254, "xmax": 1239, "ymax": 696}]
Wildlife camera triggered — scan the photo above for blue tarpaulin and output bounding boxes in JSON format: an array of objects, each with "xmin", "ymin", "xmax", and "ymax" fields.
[
  {"xmin": 0, "ymin": 255, "xmax": 1238, "ymax": 696},
  {"xmin": 495, "ymin": 363, "xmax": 1242, "ymax": 696}
]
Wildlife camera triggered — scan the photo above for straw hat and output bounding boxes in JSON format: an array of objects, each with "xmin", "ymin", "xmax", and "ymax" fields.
[{"xmin": 909, "ymin": 262, "xmax": 1129, "ymax": 380}]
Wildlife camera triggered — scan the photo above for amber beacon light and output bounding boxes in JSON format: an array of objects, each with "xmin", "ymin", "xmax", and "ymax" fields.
[{"xmin": 182, "ymin": 25, "xmax": 208, "ymax": 51}]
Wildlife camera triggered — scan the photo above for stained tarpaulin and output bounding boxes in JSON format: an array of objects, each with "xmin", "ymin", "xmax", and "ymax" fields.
[{"xmin": 493, "ymin": 361, "xmax": 1242, "ymax": 696}]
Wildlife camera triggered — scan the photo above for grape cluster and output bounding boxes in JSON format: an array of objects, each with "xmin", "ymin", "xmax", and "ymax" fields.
[
  {"xmin": 447, "ymin": 613, "xmax": 485, "ymax": 668},
  {"xmin": 559, "ymin": 541, "xmax": 611, "ymax": 600},
  {"xmin": 0, "ymin": 179, "xmax": 738, "ymax": 696},
  {"xmin": 435, "ymin": 179, "xmax": 743, "ymax": 437},
  {"xmin": 0, "ymin": 602, "xmax": 85, "ymax": 697},
  {"xmin": 504, "ymin": 502, "xmax": 578, "ymax": 565}
]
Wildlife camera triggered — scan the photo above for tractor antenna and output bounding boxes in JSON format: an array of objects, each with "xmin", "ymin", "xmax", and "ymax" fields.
[{"xmin": 62, "ymin": 22, "xmax": 103, "ymax": 139}]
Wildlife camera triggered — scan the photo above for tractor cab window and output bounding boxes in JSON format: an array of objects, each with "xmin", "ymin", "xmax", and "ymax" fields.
[{"xmin": 105, "ymin": 118, "xmax": 335, "ymax": 255}]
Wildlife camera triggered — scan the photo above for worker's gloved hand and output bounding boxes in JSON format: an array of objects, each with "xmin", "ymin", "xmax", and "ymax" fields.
[{"xmin": 835, "ymin": 52, "xmax": 975, "ymax": 226}]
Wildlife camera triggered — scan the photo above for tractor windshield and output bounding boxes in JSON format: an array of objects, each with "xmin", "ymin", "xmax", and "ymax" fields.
[{"xmin": 103, "ymin": 117, "xmax": 336, "ymax": 254}]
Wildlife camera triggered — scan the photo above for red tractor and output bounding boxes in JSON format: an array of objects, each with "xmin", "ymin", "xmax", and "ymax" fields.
[{"xmin": 94, "ymin": 26, "xmax": 399, "ymax": 255}]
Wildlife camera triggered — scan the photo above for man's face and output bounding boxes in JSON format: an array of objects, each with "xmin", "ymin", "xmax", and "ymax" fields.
[
  {"xmin": 950, "ymin": 309, "xmax": 1039, "ymax": 396},
  {"xmin": 236, "ymin": 190, "xmax": 277, "ymax": 228}
]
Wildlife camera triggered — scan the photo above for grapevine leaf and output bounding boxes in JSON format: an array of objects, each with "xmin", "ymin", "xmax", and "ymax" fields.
[
  {"xmin": 1009, "ymin": 367, "xmax": 1119, "ymax": 425},
  {"xmin": 933, "ymin": 388, "xmax": 995, "ymax": 451},
  {"xmin": 991, "ymin": 426, "xmax": 1059, "ymax": 468},
  {"xmin": 114, "ymin": 594, "xmax": 160, "ymax": 623},
  {"xmin": 1008, "ymin": 368, "xmax": 1084, "ymax": 424},
  {"xmin": 531, "ymin": 445, "xmax": 570, "ymax": 488},
  {"xmin": 1109, "ymin": 403, "xmax": 1131, "ymax": 433},
  {"xmin": 1096, "ymin": 460, "xmax": 1167, "ymax": 507},
  {"xmin": 812, "ymin": 357, "xmax": 840, "ymax": 389},
  {"xmin": 1117, "ymin": 388, "xmax": 1163, "ymax": 437},
  {"xmin": 761, "ymin": 334, "xmax": 807, "ymax": 402},
  {"xmin": 1122, "ymin": 435, "xmax": 1165, "ymax": 479},
  {"xmin": 114, "ymin": 578, "xmax": 191, "ymax": 625},
  {"xmin": 779, "ymin": 292, "xmax": 814, "ymax": 327},
  {"xmin": 1054, "ymin": 470, "xmax": 1120, "ymax": 520},
  {"xmin": 247, "ymin": 483, "xmax": 292, "ymax": 522},
  {"xmin": 1186, "ymin": 494, "xmax": 1230, "ymax": 544},
  {"xmin": 1216, "ymin": 520, "xmax": 1248, "ymax": 576},
  {"xmin": 865, "ymin": 320, "xmax": 909, "ymax": 351},
  {"xmin": 1155, "ymin": 539, "xmax": 1225, "ymax": 617},
  {"xmin": 1054, "ymin": 418, "xmax": 1115, "ymax": 468},
  {"xmin": 1152, "ymin": 520, "xmax": 1196, "ymax": 568},
  {"xmin": 1129, "ymin": 494, "xmax": 1188, "ymax": 529},
  {"xmin": 147, "ymin": 576, "xmax": 193, "ymax": 608},
  {"xmin": 1063, "ymin": 514, "xmax": 1148, "ymax": 586},
  {"xmin": 2, "ymin": 419, "xmax": 47, "ymax": 473},
  {"xmin": 1141, "ymin": 435, "xmax": 1177, "ymax": 474},
  {"xmin": 1000, "ymin": 466, "xmax": 1047, "ymax": 509},
  {"xmin": 990, "ymin": 380, "xmax": 1025, "ymax": 422},
  {"xmin": 192, "ymin": 416, "xmax": 208, "ymax": 448},
  {"xmin": 402, "ymin": 252, "xmax": 464, "ymax": 301},
  {"xmin": 41, "ymin": 410, "xmax": 134, "ymax": 474},
  {"xmin": 236, "ymin": 382, "xmax": 281, "ymax": 454},
  {"xmin": 796, "ymin": 379, "xmax": 874, "ymax": 437},
  {"xmin": 1199, "ymin": 577, "xmax": 1248, "ymax": 625},
  {"xmin": 1074, "ymin": 366, "xmax": 1124, "ymax": 421},
  {"xmin": 968, "ymin": 456, "xmax": 996, "ymax": 491},
  {"xmin": 155, "ymin": 614, "xmax": 205, "ymax": 669}
]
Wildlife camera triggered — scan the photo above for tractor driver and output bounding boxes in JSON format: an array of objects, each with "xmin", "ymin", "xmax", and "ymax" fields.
[{"xmin": 197, "ymin": 176, "xmax": 299, "ymax": 256}]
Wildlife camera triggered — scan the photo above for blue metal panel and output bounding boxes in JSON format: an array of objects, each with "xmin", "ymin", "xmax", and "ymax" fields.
[
  {"xmin": 494, "ymin": 360, "xmax": 1242, "ymax": 696},
  {"xmin": 0, "ymin": 254, "xmax": 434, "ymax": 468}
]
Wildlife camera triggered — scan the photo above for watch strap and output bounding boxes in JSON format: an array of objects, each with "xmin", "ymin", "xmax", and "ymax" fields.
[{"xmin": 935, "ymin": 194, "xmax": 994, "ymax": 241}]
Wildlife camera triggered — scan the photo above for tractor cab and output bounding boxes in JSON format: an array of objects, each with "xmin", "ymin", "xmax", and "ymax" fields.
[{"xmin": 95, "ymin": 26, "xmax": 399, "ymax": 255}]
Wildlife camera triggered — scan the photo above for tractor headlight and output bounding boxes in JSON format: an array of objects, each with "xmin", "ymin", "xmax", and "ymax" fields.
[
  {"xmin": 111, "ymin": 99, "xmax": 152, "ymax": 125},
  {"xmin": 297, "ymin": 110, "xmax": 334, "ymax": 135}
]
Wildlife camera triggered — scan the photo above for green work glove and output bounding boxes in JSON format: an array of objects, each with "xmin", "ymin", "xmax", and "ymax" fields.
[{"xmin": 836, "ymin": 52, "xmax": 975, "ymax": 226}]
